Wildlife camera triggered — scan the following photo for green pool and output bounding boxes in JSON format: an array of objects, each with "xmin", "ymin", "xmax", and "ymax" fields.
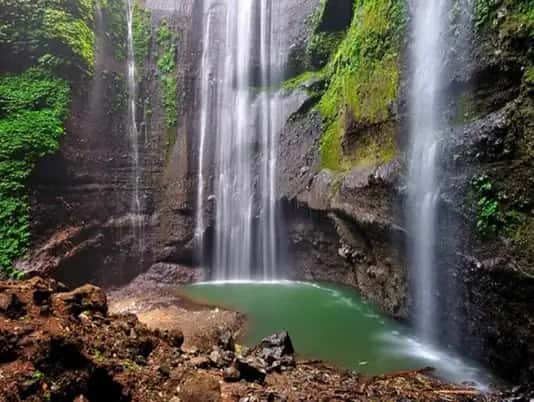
[{"xmin": 181, "ymin": 280, "xmax": 488, "ymax": 384}]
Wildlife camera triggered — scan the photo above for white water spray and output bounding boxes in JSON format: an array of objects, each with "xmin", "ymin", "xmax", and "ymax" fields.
[
  {"xmin": 407, "ymin": 0, "xmax": 448, "ymax": 339},
  {"xmin": 195, "ymin": 0, "xmax": 286, "ymax": 280}
]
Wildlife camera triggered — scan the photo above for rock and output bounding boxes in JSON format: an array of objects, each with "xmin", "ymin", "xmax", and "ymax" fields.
[
  {"xmin": 163, "ymin": 329, "xmax": 184, "ymax": 349},
  {"xmin": 178, "ymin": 372, "xmax": 221, "ymax": 402},
  {"xmin": 189, "ymin": 356, "xmax": 211, "ymax": 368},
  {"xmin": 52, "ymin": 284, "xmax": 107, "ymax": 317},
  {"xmin": 158, "ymin": 364, "xmax": 171, "ymax": 377},
  {"xmin": 256, "ymin": 332, "xmax": 294, "ymax": 366},
  {"xmin": 233, "ymin": 357, "xmax": 266, "ymax": 383},
  {"xmin": 0, "ymin": 294, "xmax": 26, "ymax": 319},
  {"xmin": 222, "ymin": 366, "xmax": 241, "ymax": 382},
  {"xmin": 218, "ymin": 329, "xmax": 235, "ymax": 351},
  {"xmin": 209, "ymin": 350, "xmax": 223, "ymax": 367}
]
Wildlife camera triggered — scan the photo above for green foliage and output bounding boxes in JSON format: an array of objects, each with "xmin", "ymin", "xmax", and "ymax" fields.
[
  {"xmin": 99, "ymin": 0, "xmax": 127, "ymax": 61},
  {"xmin": 156, "ymin": 20, "xmax": 178, "ymax": 128},
  {"xmin": 474, "ymin": 0, "xmax": 495, "ymax": 29},
  {"xmin": 471, "ymin": 174, "xmax": 519, "ymax": 236},
  {"xmin": 0, "ymin": 69, "xmax": 70, "ymax": 275},
  {"xmin": 474, "ymin": 0, "xmax": 534, "ymax": 35},
  {"xmin": 316, "ymin": 0, "xmax": 407, "ymax": 170},
  {"xmin": 105, "ymin": 71, "xmax": 127, "ymax": 113},
  {"xmin": 133, "ymin": 2, "xmax": 152, "ymax": 67},
  {"xmin": 0, "ymin": 0, "xmax": 96, "ymax": 73},
  {"xmin": 32, "ymin": 371, "xmax": 45, "ymax": 381}
]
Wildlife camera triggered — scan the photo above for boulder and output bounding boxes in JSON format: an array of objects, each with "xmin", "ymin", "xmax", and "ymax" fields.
[
  {"xmin": 52, "ymin": 284, "xmax": 107, "ymax": 317},
  {"xmin": 255, "ymin": 332, "xmax": 295, "ymax": 369},
  {"xmin": 233, "ymin": 357, "xmax": 266, "ymax": 383}
]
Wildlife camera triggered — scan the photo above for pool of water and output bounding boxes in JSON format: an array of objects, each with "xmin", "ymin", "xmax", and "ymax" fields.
[{"xmin": 181, "ymin": 281, "xmax": 489, "ymax": 385}]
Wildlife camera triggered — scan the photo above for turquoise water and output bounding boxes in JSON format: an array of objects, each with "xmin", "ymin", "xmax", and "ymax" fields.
[{"xmin": 182, "ymin": 281, "xmax": 487, "ymax": 383}]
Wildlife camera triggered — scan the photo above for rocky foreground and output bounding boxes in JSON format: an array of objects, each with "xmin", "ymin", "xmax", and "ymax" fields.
[{"xmin": 0, "ymin": 277, "xmax": 526, "ymax": 402}]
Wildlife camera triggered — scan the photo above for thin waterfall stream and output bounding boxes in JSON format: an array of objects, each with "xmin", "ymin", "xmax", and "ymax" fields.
[
  {"xmin": 407, "ymin": 0, "xmax": 448, "ymax": 341},
  {"xmin": 126, "ymin": 0, "xmax": 144, "ymax": 245}
]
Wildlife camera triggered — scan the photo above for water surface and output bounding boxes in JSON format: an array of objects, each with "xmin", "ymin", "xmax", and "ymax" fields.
[{"xmin": 182, "ymin": 281, "xmax": 488, "ymax": 384}]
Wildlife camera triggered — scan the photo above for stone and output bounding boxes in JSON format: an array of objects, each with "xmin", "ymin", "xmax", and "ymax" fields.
[
  {"xmin": 234, "ymin": 358, "xmax": 266, "ymax": 383},
  {"xmin": 209, "ymin": 350, "xmax": 223, "ymax": 367},
  {"xmin": 189, "ymin": 356, "xmax": 211, "ymax": 368},
  {"xmin": 222, "ymin": 366, "xmax": 241, "ymax": 382},
  {"xmin": 52, "ymin": 285, "xmax": 107, "ymax": 317},
  {"xmin": 164, "ymin": 329, "xmax": 184, "ymax": 349},
  {"xmin": 158, "ymin": 364, "xmax": 171, "ymax": 377},
  {"xmin": 256, "ymin": 332, "xmax": 294, "ymax": 365},
  {"xmin": 218, "ymin": 329, "xmax": 235, "ymax": 351}
]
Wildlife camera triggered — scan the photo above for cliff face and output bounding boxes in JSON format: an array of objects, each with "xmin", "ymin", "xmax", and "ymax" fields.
[
  {"xmin": 19, "ymin": 0, "xmax": 201, "ymax": 287},
  {"xmin": 16, "ymin": 0, "xmax": 534, "ymax": 385},
  {"xmin": 276, "ymin": 0, "xmax": 534, "ymax": 384}
]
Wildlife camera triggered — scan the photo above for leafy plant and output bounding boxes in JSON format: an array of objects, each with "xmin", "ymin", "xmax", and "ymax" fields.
[
  {"xmin": 0, "ymin": 0, "xmax": 97, "ymax": 74},
  {"xmin": 472, "ymin": 174, "xmax": 508, "ymax": 236},
  {"xmin": 156, "ymin": 20, "xmax": 178, "ymax": 128},
  {"xmin": 0, "ymin": 68, "xmax": 70, "ymax": 275},
  {"xmin": 133, "ymin": 2, "xmax": 152, "ymax": 67},
  {"xmin": 32, "ymin": 370, "xmax": 45, "ymax": 381}
]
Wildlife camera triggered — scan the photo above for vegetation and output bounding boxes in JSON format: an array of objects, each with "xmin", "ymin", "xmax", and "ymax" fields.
[
  {"xmin": 0, "ymin": 69, "xmax": 70, "ymax": 276},
  {"xmin": 0, "ymin": 0, "xmax": 96, "ymax": 74},
  {"xmin": 98, "ymin": 0, "xmax": 127, "ymax": 61},
  {"xmin": 156, "ymin": 20, "xmax": 178, "ymax": 128},
  {"xmin": 471, "ymin": 175, "xmax": 503, "ymax": 236},
  {"xmin": 300, "ymin": 0, "xmax": 407, "ymax": 171},
  {"xmin": 133, "ymin": 2, "xmax": 152, "ymax": 68},
  {"xmin": 474, "ymin": 0, "xmax": 534, "ymax": 35}
]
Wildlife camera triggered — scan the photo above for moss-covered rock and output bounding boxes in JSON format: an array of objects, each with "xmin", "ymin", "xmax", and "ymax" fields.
[{"xmin": 285, "ymin": 0, "xmax": 407, "ymax": 171}]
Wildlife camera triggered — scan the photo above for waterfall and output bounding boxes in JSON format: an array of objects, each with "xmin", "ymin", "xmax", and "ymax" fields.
[
  {"xmin": 407, "ymin": 0, "xmax": 448, "ymax": 340},
  {"xmin": 125, "ymin": 0, "xmax": 144, "ymax": 242},
  {"xmin": 196, "ymin": 0, "xmax": 285, "ymax": 280}
]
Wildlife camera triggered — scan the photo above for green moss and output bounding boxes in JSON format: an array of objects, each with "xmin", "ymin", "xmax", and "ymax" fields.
[
  {"xmin": 101, "ymin": 71, "xmax": 127, "ymax": 113},
  {"xmin": 0, "ymin": 68, "xmax": 70, "ymax": 276},
  {"xmin": 346, "ymin": 123, "xmax": 397, "ymax": 168},
  {"xmin": 306, "ymin": 31, "xmax": 345, "ymax": 69},
  {"xmin": 132, "ymin": 2, "xmax": 151, "ymax": 68},
  {"xmin": 316, "ymin": 0, "xmax": 407, "ymax": 171},
  {"xmin": 320, "ymin": 115, "xmax": 344, "ymax": 171},
  {"xmin": 156, "ymin": 20, "xmax": 178, "ymax": 128},
  {"xmin": 282, "ymin": 70, "xmax": 325, "ymax": 92}
]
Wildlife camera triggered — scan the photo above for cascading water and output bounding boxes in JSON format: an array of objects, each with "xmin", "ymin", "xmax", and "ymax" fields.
[
  {"xmin": 407, "ymin": 0, "xmax": 448, "ymax": 340},
  {"xmin": 196, "ymin": 0, "xmax": 285, "ymax": 280},
  {"xmin": 125, "ymin": 0, "xmax": 144, "ymax": 244}
]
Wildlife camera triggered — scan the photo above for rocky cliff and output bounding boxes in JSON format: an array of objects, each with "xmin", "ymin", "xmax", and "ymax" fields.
[
  {"xmin": 15, "ymin": 0, "xmax": 202, "ymax": 287},
  {"xmin": 275, "ymin": 0, "xmax": 534, "ymax": 384},
  {"xmin": 8, "ymin": 0, "xmax": 534, "ymax": 386}
]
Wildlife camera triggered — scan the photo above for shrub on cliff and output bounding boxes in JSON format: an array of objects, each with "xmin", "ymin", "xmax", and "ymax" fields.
[{"xmin": 0, "ymin": 69, "xmax": 70, "ymax": 276}]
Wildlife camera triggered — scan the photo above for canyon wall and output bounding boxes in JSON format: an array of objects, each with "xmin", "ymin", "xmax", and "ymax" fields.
[
  {"xmin": 14, "ymin": 0, "xmax": 534, "ymax": 384},
  {"xmin": 18, "ymin": 0, "xmax": 202, "ymax": 287}
]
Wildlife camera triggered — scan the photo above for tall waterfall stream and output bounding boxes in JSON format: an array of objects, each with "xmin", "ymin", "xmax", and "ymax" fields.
[{"xmin": 196, "ymin": 0, "xmax": 284, "ymax": 280}]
